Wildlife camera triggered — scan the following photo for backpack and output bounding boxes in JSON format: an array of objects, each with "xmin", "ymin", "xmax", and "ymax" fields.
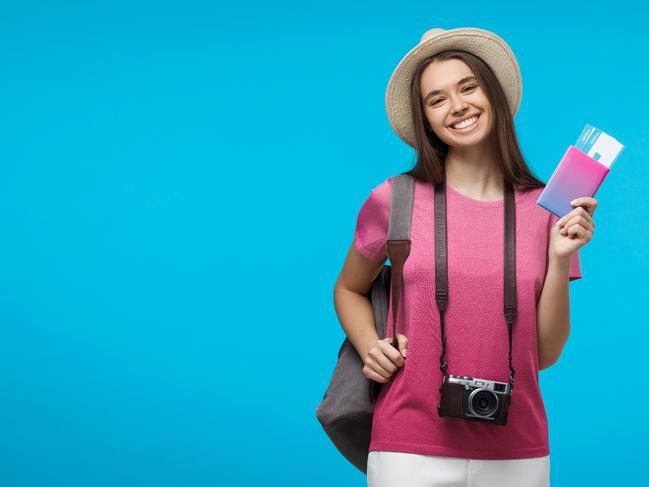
[{"xmin": 315, "ymin": 174, "xmax": 415, "ymax": 474}]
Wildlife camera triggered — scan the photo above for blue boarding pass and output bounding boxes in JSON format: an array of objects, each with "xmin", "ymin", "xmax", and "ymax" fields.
[{"xmin": 575, "ymin": 124, "xmax": 625, "ymax": 168}]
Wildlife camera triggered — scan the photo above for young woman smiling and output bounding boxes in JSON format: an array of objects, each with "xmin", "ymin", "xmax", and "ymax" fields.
[{"xmin": 333, "ymin": 28, "xmax": 596, "ymax": 487}]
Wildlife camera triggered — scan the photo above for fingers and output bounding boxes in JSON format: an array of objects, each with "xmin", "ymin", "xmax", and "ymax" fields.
[
  {"xmin": 365, "ymin": 355, "xmax": 393, "ymax": 381},
  {"xmin": 563, "ymin": 222, "xmax": 593, "ymax": 242},
  {"xmin": 367, "ymin": 339, "xmax": 399, "ymax": 375},
  {"xmin": 396, "ymin": 333, "xmax": 408, "ymax": 358},
  {"xmin": 558, "ymin": 206, "xmax": 594, "ymax": 227},
  {"xmin": 378, "ymin": 337, "xmax": 404, "ymax": 368},
  {"xmin": 570, "ymin": 197, "xmax": 598, "ymax": 217},
  {"xmin": 363, "ymin": 336, "xmax": 407, "ymax": 383},
  {"xmin": 557, "ymin": 207, "xmax": 595, "ymax": 236},
  {"xmin": 364, "ymin": 367, "xmax": 390, "ymax": 383},
  {"xmin": 560, "ymin": 217, "xmax": 593, "ymax": 236}
]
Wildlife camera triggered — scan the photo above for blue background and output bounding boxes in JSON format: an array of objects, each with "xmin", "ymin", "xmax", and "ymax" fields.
[{"xmin": 1, "ymin": 1, "xmax": 647, "ymax": 485}]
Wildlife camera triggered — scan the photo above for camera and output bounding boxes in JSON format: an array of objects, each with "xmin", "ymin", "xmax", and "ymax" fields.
[{"xmin": 437, "ymin": 374, "xmax": 512, "ymax": 425}]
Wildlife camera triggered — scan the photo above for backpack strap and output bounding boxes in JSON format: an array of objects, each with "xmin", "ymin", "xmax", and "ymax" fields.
[{"xmin": 386, "ymin": 174, "xmax": 415, "ymax": 349}]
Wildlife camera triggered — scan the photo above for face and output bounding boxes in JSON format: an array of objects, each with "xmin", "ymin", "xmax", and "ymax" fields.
[{"xmin": 419, "ymin": 58, "xmax": 494, "ymax": 148}]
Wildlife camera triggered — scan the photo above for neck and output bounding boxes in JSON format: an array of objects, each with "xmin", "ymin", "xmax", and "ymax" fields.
[{"xmin": 444, "ymin": 143, "xmax": 504, "ymax": 200}]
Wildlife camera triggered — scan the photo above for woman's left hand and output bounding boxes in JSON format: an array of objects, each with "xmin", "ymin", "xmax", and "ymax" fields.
[{"xmin": 549, "ymin": 197, "xmax": 598, "ymax": 264}]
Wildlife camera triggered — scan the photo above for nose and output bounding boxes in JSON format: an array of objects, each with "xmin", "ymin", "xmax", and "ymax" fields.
[{"xmin": 449, "ymin": 93, "xmax": 469, "ymax": 115}]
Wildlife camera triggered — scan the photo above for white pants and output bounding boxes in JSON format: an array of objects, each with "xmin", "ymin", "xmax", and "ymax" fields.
[{"xmin": 367, "ymin": 451, "xmax": 550, "ymax": 487}]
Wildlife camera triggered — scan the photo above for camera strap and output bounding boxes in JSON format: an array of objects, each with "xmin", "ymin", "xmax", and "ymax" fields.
[{"xmin": 434, "ymin": 170, "xmax": 517, "ymax": 391}]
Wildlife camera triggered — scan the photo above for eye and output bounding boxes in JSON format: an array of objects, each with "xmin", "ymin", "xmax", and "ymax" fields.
[{"xmin": 428, "ymin": 85, "xmax": 478, "ymax": 106}]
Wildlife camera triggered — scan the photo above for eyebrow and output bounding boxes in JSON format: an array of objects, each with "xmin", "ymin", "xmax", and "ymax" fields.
[{"xmin": 424, "ymin": 76, "xmax": 477, "ymax": 102}]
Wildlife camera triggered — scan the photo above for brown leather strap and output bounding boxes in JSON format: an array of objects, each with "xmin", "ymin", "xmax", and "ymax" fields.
[
  {"xmin": 386, "ymin": 240, "xmax": 411, "ymax": 349},
  {"xmin": 434, "ymin": 171, "xmax": 517, "ymax": 390},
  {"xmin": 504, "ymin": 176, "xmax": 517, "ymax": 388}
]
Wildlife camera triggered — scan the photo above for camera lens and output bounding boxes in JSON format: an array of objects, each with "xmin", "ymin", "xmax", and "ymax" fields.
[{"xmin": 469, "ymin": 389, "xmax": 498, "ymax": 417}]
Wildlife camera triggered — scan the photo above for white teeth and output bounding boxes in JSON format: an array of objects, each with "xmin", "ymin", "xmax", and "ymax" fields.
[{"xmin": 452, "ymin": 116, "xmax": 478, "ymax": 129}]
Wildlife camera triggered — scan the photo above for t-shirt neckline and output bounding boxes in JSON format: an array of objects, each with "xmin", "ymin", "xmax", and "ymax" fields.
[{"xmin": 445, "ymin": 182, "xmax": 508, "ymax": 208}]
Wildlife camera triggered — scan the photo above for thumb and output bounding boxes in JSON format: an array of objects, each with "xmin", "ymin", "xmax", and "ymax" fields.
[{"xmin": 396, "ymin": 333, "xmax": 408, "ymax": 358}]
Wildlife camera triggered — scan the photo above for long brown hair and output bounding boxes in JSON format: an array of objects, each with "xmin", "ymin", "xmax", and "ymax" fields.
[{"xmin": 402, "ymin": 50, "xmax": 545, "ymax": 190}]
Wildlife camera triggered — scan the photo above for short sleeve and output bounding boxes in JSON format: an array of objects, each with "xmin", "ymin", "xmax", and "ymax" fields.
[
  {"xmin": 568, "ymin": 248, "xmax": 582, "ymax": 281},
  {"xmin": 352, "ymin": 177, "xmax": 392, "ymax": 263},
  {"xmin": 547, "ymin": 212, "xmax": 583, "ymax": 281}
]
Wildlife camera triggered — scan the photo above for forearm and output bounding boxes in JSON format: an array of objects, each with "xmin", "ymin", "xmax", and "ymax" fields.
[
  {"xmin": 536, "ymin": 257, "xmax": 571, "ymax": 369},
  {"xmin": 333, "ymin": 285, "xmax": 380, "ymax": 361}
]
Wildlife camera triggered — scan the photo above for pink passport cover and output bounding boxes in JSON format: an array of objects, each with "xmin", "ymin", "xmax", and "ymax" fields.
[{"xmin": 536, "ymin": 145, "xmax": 609, "ymax": 217}]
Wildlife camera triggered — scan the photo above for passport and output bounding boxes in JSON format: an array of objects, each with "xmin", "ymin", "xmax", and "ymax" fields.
[{"xmin": 536, "ymin": 124, "xmax": 624, "ymax": 217}]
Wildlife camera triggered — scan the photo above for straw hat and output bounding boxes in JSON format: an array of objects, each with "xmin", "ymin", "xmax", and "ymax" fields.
[{"xmin": 385, "ymin": 27, "xmax": 522, "ymax": 147}]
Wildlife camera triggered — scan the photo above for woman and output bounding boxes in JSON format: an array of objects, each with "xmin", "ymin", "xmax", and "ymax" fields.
[{"xmin": 333, "ymin": 28, "xmax": 597, "ymax": 487}]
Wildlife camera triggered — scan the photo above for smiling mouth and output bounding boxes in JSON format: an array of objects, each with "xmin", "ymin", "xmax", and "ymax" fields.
[{"xmin": 449, "ymin": 114, "xmax": 481, "ymax": 132}]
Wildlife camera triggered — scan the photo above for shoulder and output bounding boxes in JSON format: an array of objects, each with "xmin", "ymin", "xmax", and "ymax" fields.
[
  {"xmin": 365, "ymin": 173, "xmax": 416, "ymax": 200},
  {"xmin": 360, "ymin": 176, "xmax": 394, "ymax": 209},
  {"xmin": 368, "ymin": 176, "xmax": 393, "ymax": 197},
  {"xmin": 353, "ymin": 176, "xmax": 395, "ymax": 261},
  {"xmin": 354, "ymin": 175, "xmax": 398, "ymax": 229}
]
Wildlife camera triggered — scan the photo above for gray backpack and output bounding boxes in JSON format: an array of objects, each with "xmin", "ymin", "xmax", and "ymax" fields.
[{"xmin": 315, "ymin": 174, "xmax": 415, "ymax": 474}]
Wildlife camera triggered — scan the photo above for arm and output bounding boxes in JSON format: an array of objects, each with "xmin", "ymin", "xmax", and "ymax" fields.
[
  {"xmin": 536, "ymin": 256, "xmax": 571, "ymax": 370},
  {"xmin": 333, "ymin": 242, "xmax": 386, "ymax": 361},
  {"xmin": 538, "ymin": 197, "xmax": 597, "ymax": 370}
]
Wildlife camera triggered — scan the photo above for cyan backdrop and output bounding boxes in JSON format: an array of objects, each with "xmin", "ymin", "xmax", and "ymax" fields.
[{"xmin": 1, "ymin": 1, "xmax": 647, "ymax": 486}]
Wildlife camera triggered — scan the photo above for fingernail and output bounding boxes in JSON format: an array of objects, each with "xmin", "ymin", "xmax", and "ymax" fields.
[
  {"xmin": 402, "ymin": 349, "xmax": 407, "ymax": 357},
  {"xmin": 570, "ymin": 199, "xmax": 577, "ymax": 205},
  {"xmin": 556, "ymin": 219, "xmax": 562, "ymax": 226}
]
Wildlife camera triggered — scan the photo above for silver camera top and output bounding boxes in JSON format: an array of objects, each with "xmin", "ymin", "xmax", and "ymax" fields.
[{"xmin": 447, "ymin": 374, "xmax": 511, "ymax": 394}]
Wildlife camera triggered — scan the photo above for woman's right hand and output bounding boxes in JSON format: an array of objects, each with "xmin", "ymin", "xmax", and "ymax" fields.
[{"xmin": 362, "ymin": 334, "xmax": 408, "ymax": 383}]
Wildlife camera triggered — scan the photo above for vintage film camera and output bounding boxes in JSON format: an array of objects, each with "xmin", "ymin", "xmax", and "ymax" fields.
[{"xmin": 438, "ymin": 374, "xmax": 512, "ymax": 425}]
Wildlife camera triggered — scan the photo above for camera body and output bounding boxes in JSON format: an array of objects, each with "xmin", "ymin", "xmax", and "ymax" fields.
[{"xmin": 437, "ymin": 374, "xmax": 512, "ymax": 426}]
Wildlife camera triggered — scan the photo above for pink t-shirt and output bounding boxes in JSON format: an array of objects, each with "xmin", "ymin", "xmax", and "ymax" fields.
[{"xmin": 353, "ymin": 176, "xmax": 582, "ymax": 460}]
